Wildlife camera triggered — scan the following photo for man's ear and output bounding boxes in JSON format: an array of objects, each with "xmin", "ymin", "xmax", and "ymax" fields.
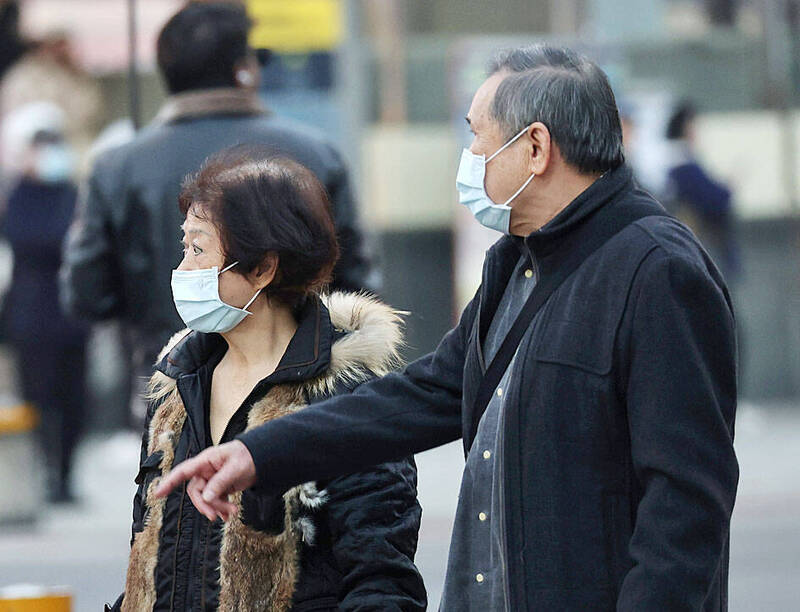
[
  {"xmin": 527, "ymin": 121, "xmax": 552, "ymax": 175},
  {"xmin": 252, "ymin": 252, "xmax": 279, "ymax": 290}
]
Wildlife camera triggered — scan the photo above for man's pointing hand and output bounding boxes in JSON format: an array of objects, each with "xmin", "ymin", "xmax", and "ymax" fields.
[{"xmin": 154, "ymin": 440, "xmax": 257, "ymax": 522}]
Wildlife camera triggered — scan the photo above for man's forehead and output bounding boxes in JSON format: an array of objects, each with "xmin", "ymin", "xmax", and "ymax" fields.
[{"xmin": 467, "ymin": 71, "xmax": 508, "ymax": 127}]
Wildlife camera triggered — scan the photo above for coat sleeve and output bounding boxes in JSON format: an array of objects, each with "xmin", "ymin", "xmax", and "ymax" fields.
[
  {"xmin": 324, "ymin": 459, "xmax": 426, "ymax": 611},
  {"xmin": 60, "ymin": 164, "xmax": 124, "ymax": 320},
  {"xmin": 618, "ymin": 249, "xmax": 738, "ymax": 609},
  {"xmin": 238, "ymin": 290, "xmax": 479, "ymax": 496}
]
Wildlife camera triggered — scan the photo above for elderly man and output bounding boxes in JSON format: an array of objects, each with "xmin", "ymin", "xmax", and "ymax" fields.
[{"xmin": 157, "ymin": 45, "xmax": 738, "ymax": 610}]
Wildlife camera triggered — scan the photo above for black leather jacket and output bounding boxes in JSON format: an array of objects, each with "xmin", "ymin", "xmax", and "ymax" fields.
[{"xmin": 61, "ymin": 90, "xmax": 372, "ymax": 372}]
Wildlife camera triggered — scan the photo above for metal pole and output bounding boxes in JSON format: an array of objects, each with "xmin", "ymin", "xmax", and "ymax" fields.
[
  {"xmin": 336, "ymin": 0, "xmax": 367, "ymax": 186},
  {"xmin": 127, "ymin": 0, "xmax": 141, "ymax": 130},
  {"xmin": 763, "ymin": 0, "xmax": 797, "ymax": 211}
]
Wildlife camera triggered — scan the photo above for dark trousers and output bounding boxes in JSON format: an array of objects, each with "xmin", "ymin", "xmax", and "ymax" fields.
[{"xmin": 14, "ymin": 339, "xmax": 87, "ymax": 496}]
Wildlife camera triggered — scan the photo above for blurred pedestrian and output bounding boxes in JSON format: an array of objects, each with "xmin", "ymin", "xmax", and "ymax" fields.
[
  {"xmin": 0, "ymin": 1, "xmax": 27, "ymax": 81},
  {"xmin": 664, "ymin": 100, "xmax": 740, "ymax": 282},
  {"xmin": 0, "ymin": 30, "xmax": 104, "ymax": 176},
  {"xmin": 107, "ymin": 151, "xmax": 424, "ymax": 612},
  {"xmin": 61, "ymin": 2, "xmax": 372, "ymax": 425},
  {"xmin": 0, "ymin": 102, "xmax": 88, "ymax": 504},
  {"xmin": 157, "ymin": 45, "xmax": 739, "ymax": 611}
]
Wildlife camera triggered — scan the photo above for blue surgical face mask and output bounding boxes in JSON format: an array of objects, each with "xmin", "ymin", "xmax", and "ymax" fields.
[
  {"xmin": 456, "ymin": 126, "xmax": 535, "ymax": 234},
  {"xmin": 171, "ymin": 262, "xmax": 261, "ymax": 333},
  {"xmin": 35, "ymin": 143, "xmax": 75, "ymax": 184}
]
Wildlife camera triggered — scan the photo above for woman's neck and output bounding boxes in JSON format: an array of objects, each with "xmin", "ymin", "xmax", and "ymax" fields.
[{"xmin": 219, "ymin": 297, "xmax": 298, "ymax": 376}]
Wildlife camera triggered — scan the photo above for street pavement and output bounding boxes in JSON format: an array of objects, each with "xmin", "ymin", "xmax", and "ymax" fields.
[{"xmin": 0, "ymin": 403, "xmax": 798, "ymax": 611}]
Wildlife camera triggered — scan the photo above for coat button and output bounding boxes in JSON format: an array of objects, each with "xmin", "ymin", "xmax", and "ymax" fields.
[
  {"xmin": 479, "ymin": 512, "xmax": 487, "ymax": 521},
  {"xmin": 524, "ymin": 268, "xmax": 533, "ymax": 278},
  {"xmin": 496, "ymin": 388, "xmax": 503, "ymax": 397},
  {"xmin": 476, "ymin": 573, "xmax": 485, "ymax": 583},
  {"xmin": 483, "ymin": 450, "xmax": 491, "ymax": 459}
]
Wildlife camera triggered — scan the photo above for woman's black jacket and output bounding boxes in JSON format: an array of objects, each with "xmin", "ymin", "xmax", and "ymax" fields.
[{"xmin": 109, "ymin": 294, "xmax": 426, "ymax": 611}]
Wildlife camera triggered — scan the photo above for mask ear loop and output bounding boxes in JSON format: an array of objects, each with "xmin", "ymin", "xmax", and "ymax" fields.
[
  {"xmin": 502, "ymin": 172, "xmax": 535, "ymax": 206},
  {"xmin": 486, "ymin": 125, "xmax": 529, "ymax": 163},
  {"xmin": 241, "ymin": 288, "xmax": 262, "ymax": 313},
  {"xmin": 218, "ymin": 261, "xmax": 261, "ymax": 313},
  {"xmin": 218, "ymin": 261, "xmax": 239, "ymax": 275}
]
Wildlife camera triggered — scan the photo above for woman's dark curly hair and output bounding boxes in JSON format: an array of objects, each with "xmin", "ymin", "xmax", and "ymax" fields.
[{"xmin": 179, "ymin": 146, "xmax": 340, "ymax": 308}]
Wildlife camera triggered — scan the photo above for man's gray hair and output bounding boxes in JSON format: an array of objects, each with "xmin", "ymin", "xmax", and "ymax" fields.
[{"xmin": 488, "ymin": 44, "xmax": 624, "ymax": 174}]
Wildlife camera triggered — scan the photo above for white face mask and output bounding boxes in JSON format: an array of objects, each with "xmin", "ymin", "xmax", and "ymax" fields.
[
  {"xmin": 456, "ymin": 125, "xmax": 535, "ymax": 234},
  {"xmin": 35, "ymin": 143, "xmax": 75, "ymax": 184},
  {"xmin": 171, "ymin": 261, "xmax": 261, "ymax": 333}
]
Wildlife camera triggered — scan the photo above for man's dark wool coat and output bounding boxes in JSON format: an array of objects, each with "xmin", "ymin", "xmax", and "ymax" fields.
[{"xmin": 239, "ymin": 165, "xmax": 739, "ymax": 610}]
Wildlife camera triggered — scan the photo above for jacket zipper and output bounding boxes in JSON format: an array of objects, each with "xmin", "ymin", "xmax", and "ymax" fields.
[
  {"xmin": 201, "ymin": 520, "xmax": 211, "ymax": 610},
  {"xmin": 169, "ymin": 482, "xmax": 188, "ymax": 610}
]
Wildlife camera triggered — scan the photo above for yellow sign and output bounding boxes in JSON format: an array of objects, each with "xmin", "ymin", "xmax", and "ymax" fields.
[
  {"xmin": 0, "ymin": 594, "xmax": 71, "ymax": 612},
  {"xmin": 247, "ymin": 0, "xmax": 343, "ymax": 53},
  {"xmin": 0, "ymin": 403, "xmax": 38, "ymax": 435}
]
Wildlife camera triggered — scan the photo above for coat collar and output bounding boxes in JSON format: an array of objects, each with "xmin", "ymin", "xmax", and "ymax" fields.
[
  {"xmin": 153, "ymin": 87, "xmax": 269, "ymax": 125},
  {"xmin": 152, "ymin": 291, "xmax": 405, "ymax": 393},
  {"xmin": 476, "ymin": 164, "xmax": 636, "ymax": 342},
  {"xmin": 492, "ymin": 164, "xmax": 635, "ymax": 262},
  {"xmin": 156, "ymin": 296, "xmax": 332, "ymax": 385}
]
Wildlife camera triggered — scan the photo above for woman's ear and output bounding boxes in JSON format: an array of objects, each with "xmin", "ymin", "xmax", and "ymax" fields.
[
  {"xmin": 527, "ymin": 121, "xmax": 552, "ymax": 175},
  {"xmin": 252, "ymin": 252, "xmax": 279, "ymax": 290}
]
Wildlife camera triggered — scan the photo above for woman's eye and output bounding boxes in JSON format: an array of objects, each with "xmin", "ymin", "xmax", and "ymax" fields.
[{"xmin": 192, "ymin": 245, "xmax": 203, "ymax": 255}]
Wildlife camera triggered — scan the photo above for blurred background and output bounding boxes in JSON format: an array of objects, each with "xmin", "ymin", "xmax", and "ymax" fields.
[{"xmin": 0, "ymin": 0, "xmax": 798, "ymax": 610}]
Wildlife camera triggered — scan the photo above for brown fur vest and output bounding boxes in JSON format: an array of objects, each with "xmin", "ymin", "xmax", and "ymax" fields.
[{"xmin": 121, "ymin": 292, "xmax": 404, "ymax": 612}]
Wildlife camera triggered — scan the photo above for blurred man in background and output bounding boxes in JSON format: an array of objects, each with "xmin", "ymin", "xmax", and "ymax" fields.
[
  {"xmin": 61, "ymin": 2, "xmax": 371, "ymax": 422},
  {"xmin": 1, "ymin": 101, "xmax": 88, "ymax": 503}
]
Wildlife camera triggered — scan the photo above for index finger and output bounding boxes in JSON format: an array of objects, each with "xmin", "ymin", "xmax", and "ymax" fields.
[{"xmin": 155, "ymin": 455, "xmax": 207, "ymax": 498}]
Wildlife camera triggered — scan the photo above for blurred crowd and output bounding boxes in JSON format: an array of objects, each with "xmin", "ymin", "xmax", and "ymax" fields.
[
  {"xmin": 0, "ymin": 0, "xmax": 103, "ymax": 504},
  {"xmin": 0, "ymin": 0, "xmax": 740, "ymax": 509},
  {"xmin": 0, "ymin": 0, "xmax": 377, "ymax": 506}
]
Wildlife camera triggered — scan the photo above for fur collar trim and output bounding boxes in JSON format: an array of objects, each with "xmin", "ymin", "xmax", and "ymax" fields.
[
  {"xmin": 148, "ymin": 292, "xmax": 403, "ymax": 401},
  {"xmin": 122, "ymin": 292, "xmax": 403, "ymax": 611}
]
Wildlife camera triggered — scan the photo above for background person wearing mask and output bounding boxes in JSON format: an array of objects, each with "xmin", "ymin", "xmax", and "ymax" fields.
[
  {"xmin": 0, "ymin": 30, "xmax": 104, "ymax": 177},
  {"xmin": 1, "ymin": 101, "xmax": 87, "ymax": 504},
  {"xmin": 156, "ymin": 45, "xmax": 738, "ymax": 611},
  {"xmin": 61, "ymin": 2, "xmax": 372, "ymax": 422}
]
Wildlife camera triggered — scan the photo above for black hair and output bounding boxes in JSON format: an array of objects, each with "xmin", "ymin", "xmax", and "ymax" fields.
[
  {"xmin": 487, "ymin": 44, "xmax": 625, "ymax": 175},
  {"xmin": 666, "ymin": 101, "xmax": 696, "ymax": 140},
  {"xmin": 156, "ymin": 2, "xmax": 252, "ymax": 94},
  {"xmin": 179, "ymin": 147, "xmax": 339, "ymax": 308}
]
